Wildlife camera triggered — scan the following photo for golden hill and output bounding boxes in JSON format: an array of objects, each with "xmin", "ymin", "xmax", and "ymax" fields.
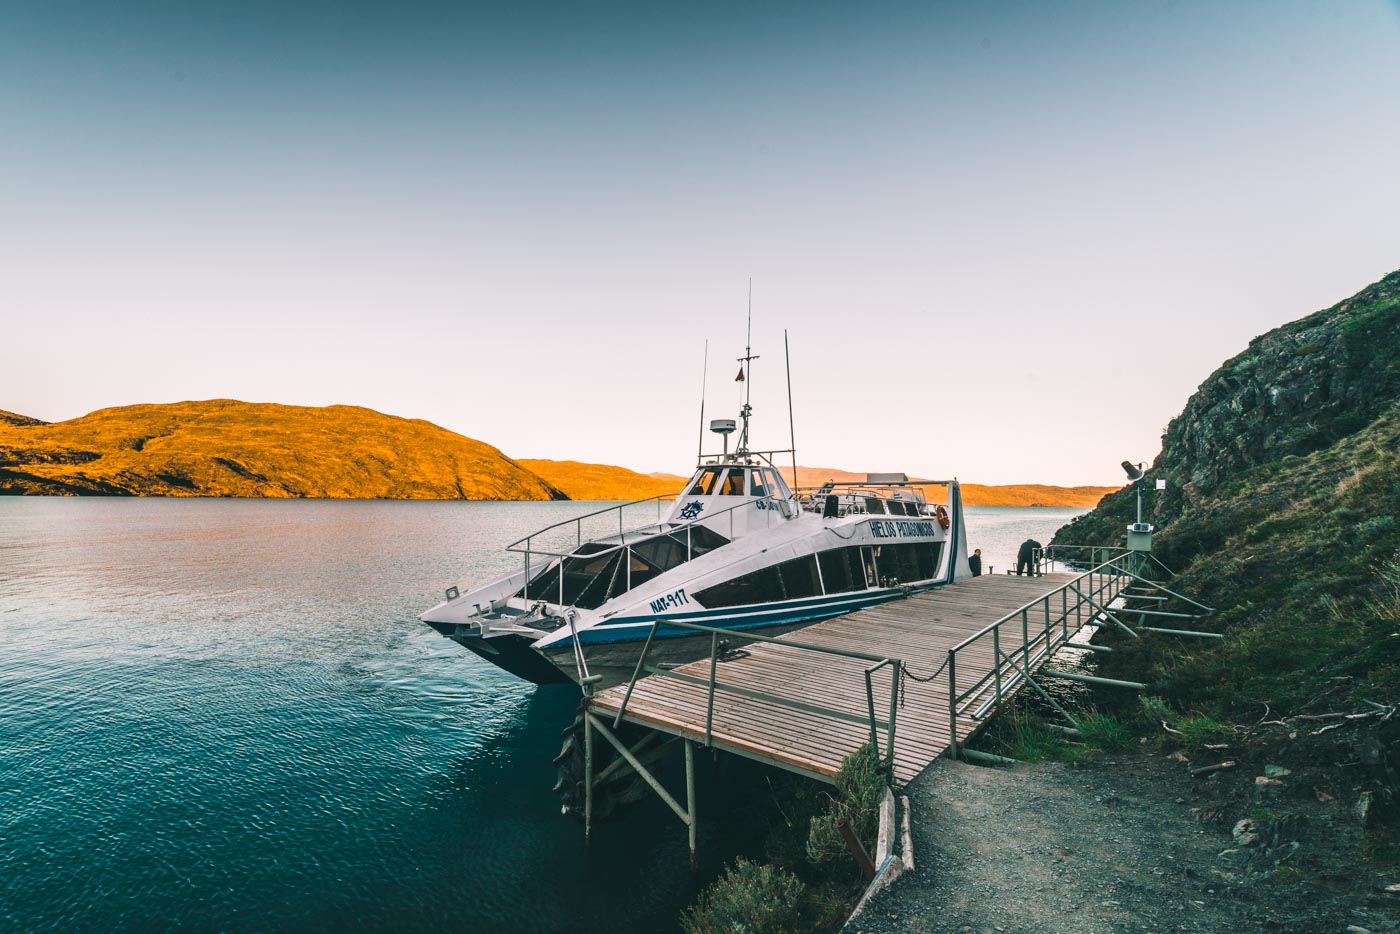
[
  {"xmin": 0, "ymin": 401, "xmax": 565, "ymax": 500},
  {"xmin": 518, "ymin": 459, "xmax": 687, "ymax": 501}
]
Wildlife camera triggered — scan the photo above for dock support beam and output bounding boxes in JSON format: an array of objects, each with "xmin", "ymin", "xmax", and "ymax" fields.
[
  {"xmin": 685, "ymin": 740, "xmax": 697, "ymax": 868},
  {"xmin": 1037, "ymin": 670, "xmax": 1147, "ymax": 690},
  {"xmin": 587, "ymin": 714, "xmax": 698, "ymax": 865},
  {"xmin": 584, "ymin": 713, "xmax": 594, "ymax": 839}
]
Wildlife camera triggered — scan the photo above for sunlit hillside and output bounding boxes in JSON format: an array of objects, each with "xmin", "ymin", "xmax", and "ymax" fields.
[
  {"xmin": 0, "ymin": 401, "xmax": 565, "ymax": 500},
  {"xmin": 518, "ymin": 459, "xmax": 687, "ymax": 501}
]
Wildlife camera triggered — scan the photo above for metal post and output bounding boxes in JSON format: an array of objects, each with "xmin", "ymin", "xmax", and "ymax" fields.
[
  {"xmin": 1021, "ymin": 608, "xmax": 1029, "ymax": 663},
  {"xmin": 614, "ymin": 622, "xmax": 659, "ymax": 728},
  {"xmin": 705, "ymin": 631, "xmax": 718, "ymax": 746},
  {"xmin": 1063, "ymin": 590, "xmax": 1070, "ymax": 643},
  {"xmin": 887, "ymin": 660, "xmax": 900, "ymax": 771},
  {"xmin": 947, "ymin": 651, "xmax": 959, "ymax": 759},
  {"xmin": 1044, "ymin": 598, "xmax": 1052, "ymax": 656},
  {"xmin": 992, "ymin": 625, "xmax": 1002, "ymax": 707},
  {"xmin": 685, "ymin": 740, "xmax": 697, "ymax": 868},
  {"xmin": 584, "ymin": 714, "xmax": 594, "ymax": 839},
  {"xmin": 864, "ymin": 669, "xmax": 879, "ymax": 760}
]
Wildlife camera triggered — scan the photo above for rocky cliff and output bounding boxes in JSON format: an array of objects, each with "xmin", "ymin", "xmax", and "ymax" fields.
[
  {"xmin": 0, "ymin": 401, "xmax": 566, "ymax": 500},
  {"xmin": 1056, "ymin": 268, "xmax": 1400, "ymax": 547}
]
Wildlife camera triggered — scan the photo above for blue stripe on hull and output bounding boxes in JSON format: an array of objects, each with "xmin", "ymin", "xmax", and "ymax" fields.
[{"xmin": 569, "ymin": 587, "xmax": 919, "ymax": 646}]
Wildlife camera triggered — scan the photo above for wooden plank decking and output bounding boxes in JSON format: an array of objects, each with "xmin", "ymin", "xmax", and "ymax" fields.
[{"xmin": 587, "ymin": 572, "xmax": 1128, "ymax": 786}]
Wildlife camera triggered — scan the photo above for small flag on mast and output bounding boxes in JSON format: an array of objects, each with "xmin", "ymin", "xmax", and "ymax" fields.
[{"xmin": 735, "ymin": 367, "xmax": 745, "ymax": 382}]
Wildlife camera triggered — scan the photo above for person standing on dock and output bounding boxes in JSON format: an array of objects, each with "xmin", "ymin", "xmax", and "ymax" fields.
[
  {"xmin": 969, "ymin": 549, "xmax": 982, "ymax": 577},
  {"xmin": 1016, "ymin": 539, "xmax": 1042, "ymax": 576}
]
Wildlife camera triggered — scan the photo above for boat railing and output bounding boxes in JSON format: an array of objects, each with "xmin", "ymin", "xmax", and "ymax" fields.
[
  {"xmin": 794, "ymin": 481, "xmax": 945, "ymax": 518},
  {"xmin": 506, "ymin": 493, "xmax": 680, "ymax": 557},
  {"xmin": 612, "ymin": 618, "xmax": 903, "ymax": 771},
  {"xmin": 515, "ymin": 492, "xmax": 795, "ymax": 604}
]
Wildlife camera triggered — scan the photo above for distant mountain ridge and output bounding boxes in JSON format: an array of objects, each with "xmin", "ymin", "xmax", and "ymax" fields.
[
  {"xmin": 516, "ymin": 460, "xmax": 685, "ymax": 502},
  {"xmin": 538, "ymin": 461, "xmax": 1115, "ymax": 506},
  {"xmin": 0, "ymin": 401, "xmax": 564, "ymax": 500},
  {"xmin": 0, "ymin": 401, "xmax": 1115, "ymax": 505}
]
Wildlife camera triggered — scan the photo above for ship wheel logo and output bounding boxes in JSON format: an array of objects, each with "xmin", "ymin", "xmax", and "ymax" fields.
[{"xmin": 678, "ymin": 501, "xmax": 705, "ymax": 520}]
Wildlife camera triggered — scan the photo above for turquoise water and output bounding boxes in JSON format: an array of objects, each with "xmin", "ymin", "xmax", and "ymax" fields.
[{"xmin": 0, "ymin": 499, "xmax": 1082, "ymax": 932}]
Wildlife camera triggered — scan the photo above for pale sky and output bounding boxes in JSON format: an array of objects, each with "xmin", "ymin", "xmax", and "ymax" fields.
[{"xmin": 3, "ymin": 1, "xmax": 1399, "ymax": 485}]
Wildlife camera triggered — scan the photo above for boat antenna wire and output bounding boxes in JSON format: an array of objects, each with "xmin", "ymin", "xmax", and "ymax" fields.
[
  {"xmin": 696, "ymin": 340, "xmax": 708, "ymax": 463},
  {"xmin": 785, "ymin": 328, "xmax": 797, "ymax": 489}
]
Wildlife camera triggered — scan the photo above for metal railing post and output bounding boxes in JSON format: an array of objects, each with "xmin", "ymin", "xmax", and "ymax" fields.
[
  {"xmin": 887, "ymin": 660, "xmax": 900, "ymax": 771},
  {"xmin": 992, "ymin": 625, "xmax": 1002, "ymax": 708},
  {"xmin": 1044, "ymin": 598, "xmax": 1052, "ymax": 655},
  {"xmin": 705, "ymin": 631, "xmax": 719, "ymax": 746},
  {"xmin": 1021, "ymin": 608, "xmax": 1029, "ymax": 663},
  {"xmin": 864, "ymin": 668, "xmax": 879, "ymax": 761},
  {"xmin": 614, "ymin": 622, "xmax": 659, "ymax": 728},
  {"xmin": 947, "ymin": 650, "xmax": 959, "ymax": 758}
]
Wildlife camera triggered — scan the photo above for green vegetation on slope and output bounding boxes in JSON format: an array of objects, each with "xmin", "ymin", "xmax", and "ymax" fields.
[
  {"xmin": 0, "ymin": 400, "xmax": 566, "ymax": 500},
  {"xmin": 1054, "ymin": 269, "xmax": 1400, "ymax": 718}
]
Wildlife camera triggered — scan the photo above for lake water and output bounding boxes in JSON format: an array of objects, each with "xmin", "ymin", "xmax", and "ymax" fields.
[{"xmin": 0, "ymin": 499, "xmax": 1084, "ymax": 932}]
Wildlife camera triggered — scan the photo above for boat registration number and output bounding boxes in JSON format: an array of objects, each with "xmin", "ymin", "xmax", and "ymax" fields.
[{"xmin": 649, "ymin": 588, "xmax": 690, "ymax": 614}]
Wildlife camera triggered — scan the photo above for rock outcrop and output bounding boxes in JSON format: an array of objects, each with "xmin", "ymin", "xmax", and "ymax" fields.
[{"xmin": 1056, "ymin": 268, "xmax": 1400, "ymax": 546}]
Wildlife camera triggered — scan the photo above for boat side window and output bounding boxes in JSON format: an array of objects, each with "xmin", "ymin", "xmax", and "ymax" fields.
[
  {"xmin": 818, "ymin": 547, "xmax": 865, "ymax": 594},
  {"xmin": 749, "ymin": 469, "xmax": 769, "ymax": 498},
  {"xmin": 764, "ymin": 469, "xmax": 788, "ymax": 498},
  {"xmin": 718, "ymin": 469, "xmax": 747, "ymax": 496},
  {"xmin": 864, "ymin": 497, "xmax": 886, "ymax": 515},
  {"xmin": 861, "ymin": 546, "xmax": 878, "ymax": 588},
  {"xmin": 904, "ymin": 543, "xmax": 921, "ymax": 581},
  {"xmin": 917, "ymin": 541, "xmax": 942, "ymax": 579},
  {"xmin": 686, "ymin": 525, "xmax": 729, "ymax": 556},
  {"xmin": 632, "ymin": 533, "xmax": 689, "ymax": 575},
  {"xmin": 695, "ymin": 565, "xmax": 784, "ymax": 608},
  {"xmin": 777, "ymin": 556, "xmax": 821, "ymax": 599},
  {"xmin": 686, "ymin": 468, "xmax": 722, "ymax": 497}
]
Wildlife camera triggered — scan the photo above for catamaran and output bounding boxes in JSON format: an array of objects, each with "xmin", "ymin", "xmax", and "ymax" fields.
[{"xmin": 419, "ymin": 335, "xmax": 972, "ymax": 686}]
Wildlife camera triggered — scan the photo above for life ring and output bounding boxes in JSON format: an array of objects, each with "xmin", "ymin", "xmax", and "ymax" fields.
[{"xmin": 935, "ymin": 505, "xmax": 951, "ymax": 530}]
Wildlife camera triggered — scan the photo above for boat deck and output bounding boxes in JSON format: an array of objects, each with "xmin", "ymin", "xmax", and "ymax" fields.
[{"xmin": 587, "ymin": 571, "xmax": 1127, "ymax": 786}]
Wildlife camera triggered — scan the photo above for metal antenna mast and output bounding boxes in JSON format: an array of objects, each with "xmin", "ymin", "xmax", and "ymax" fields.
[
  {"xmin": 785, "ymin": 329, "xmax": 797, "ymax": 489},
  {"xmin": 736, "ymin": 279, "xmax": 759, "ymax": 455},
  {"xmin": 696, "ymin": 340, "xmax": 709, "ymax": 463}
]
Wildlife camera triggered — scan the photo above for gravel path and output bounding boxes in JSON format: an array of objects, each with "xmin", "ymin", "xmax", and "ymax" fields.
[{"xmin": 846, "ymin": 755, "xmax": 1380, "ymax": 934}]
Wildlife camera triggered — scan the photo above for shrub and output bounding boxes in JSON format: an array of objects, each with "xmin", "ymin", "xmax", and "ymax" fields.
[
  {"xmin": 804, "ymin": 744, "xmax": 887, "ymax": 871},
  {"xmin": 682, "ymin": 858, "xmax": 807, "ymax": 934},
  {"xmin": 980, "ymin": 709, "xmax": 1080, "ymax": 762},
  {"xmin": 1078, "ymin": 711, "xmax": 1135, "ymax": 751}
]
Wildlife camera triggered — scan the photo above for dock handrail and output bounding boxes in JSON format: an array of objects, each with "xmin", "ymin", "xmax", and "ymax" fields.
[
  {"xmin": 1040, "ymin": 544, "xmax": 1178, "ymax": 580},
  {"xmin": 613, "ymin": 619, "xmax": 903, "ymax": 771},
  {"xmin": 944, "ymin": 551, "xmax": 1143, "ymax": 756}
]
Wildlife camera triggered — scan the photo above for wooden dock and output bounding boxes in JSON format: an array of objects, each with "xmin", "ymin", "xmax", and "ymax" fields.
[{"xmin": 587, "ymin": 571, "xmax": 1130, "ymax": 787}]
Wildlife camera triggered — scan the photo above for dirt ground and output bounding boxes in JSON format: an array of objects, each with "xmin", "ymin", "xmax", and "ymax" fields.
[{"xmin": 847, "ymin": 752, "xmax": 1399, "ymax": 934}]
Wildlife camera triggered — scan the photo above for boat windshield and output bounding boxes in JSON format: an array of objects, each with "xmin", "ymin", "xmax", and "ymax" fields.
[
  {"xmin": 685, "ymin": 468, "xmax": 723, "ymax": 496},
  {"xmin": 685, "ymin": 465, "xmax": 788, "ymax": 498},
  {"xmin": 519, "ymin": 525, "xmax": 729, "ymax": 609}
]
